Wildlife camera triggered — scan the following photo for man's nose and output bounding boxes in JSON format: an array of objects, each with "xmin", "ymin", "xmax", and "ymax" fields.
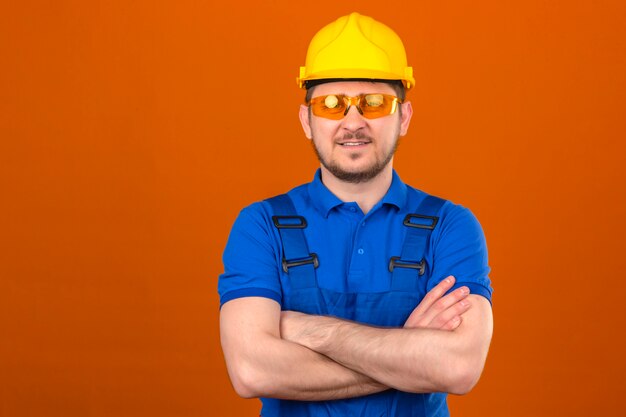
[{"xmin": 341, "ymin": 104, "xmax": 367, "ymax": 131}]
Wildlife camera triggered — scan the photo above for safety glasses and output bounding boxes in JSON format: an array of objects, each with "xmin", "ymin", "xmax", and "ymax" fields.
[{"xmin": 307, "ymin": 93, "xmax": 402, "ymax": 120}]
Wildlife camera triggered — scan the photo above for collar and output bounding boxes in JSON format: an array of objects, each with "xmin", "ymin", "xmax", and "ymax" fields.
[
  {"xmin": 307, "ymin": 169, "xmax": 408, "ymax": 217},
  {"xmin": 381, "ymin": 170, "xmax": 408, "ymax": 210}
]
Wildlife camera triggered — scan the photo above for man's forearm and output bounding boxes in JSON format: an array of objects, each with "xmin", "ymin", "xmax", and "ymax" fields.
[
  {"xmin": 281, "ymin": 295, "xmax": 493, "ymax": 395},
  {"xmin": 234, "ymin": 337, "xmax": 389, "ymax": 400},
  {"xmin": 284, "ymin": 315, "xmax": 462, "ymax": 393},
  {"xmin": 220, "ymin": 297, "xmax": 389, "ymax": 401}
]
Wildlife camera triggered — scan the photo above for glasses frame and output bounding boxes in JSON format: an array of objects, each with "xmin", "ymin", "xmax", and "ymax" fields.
[{"xmin": 307, "ymin": 93, "xmax": 402, "ymax": 120}]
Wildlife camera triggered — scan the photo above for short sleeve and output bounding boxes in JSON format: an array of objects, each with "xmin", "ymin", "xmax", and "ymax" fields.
[
  {"xmin": 218, "ymin": 203, "xmax": 283, "ymax": 307},
  {"xmin": 427, "ymin": 204, "xmax": 493, "ymax": 303}
]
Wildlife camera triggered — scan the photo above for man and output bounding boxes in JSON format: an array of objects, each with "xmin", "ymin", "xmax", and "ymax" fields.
[{"xmin": 219, "ymin": 12, "xmax": 493, "ymax": 417}]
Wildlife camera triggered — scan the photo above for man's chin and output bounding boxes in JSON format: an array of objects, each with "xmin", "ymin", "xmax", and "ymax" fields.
[{"xmin": 323, "ymin": 164, "xmax": 386, "ymax": 184}]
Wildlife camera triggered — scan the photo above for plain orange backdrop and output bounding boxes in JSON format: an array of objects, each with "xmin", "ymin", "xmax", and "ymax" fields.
[{"xmin": 1, "ymin": 1, "xmax": 625, "ymax": 416}]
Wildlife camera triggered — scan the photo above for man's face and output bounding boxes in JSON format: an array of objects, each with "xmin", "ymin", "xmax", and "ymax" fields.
[{"xmin": 299, "ymin": 81, "xmax": 413, "ymax": 184}]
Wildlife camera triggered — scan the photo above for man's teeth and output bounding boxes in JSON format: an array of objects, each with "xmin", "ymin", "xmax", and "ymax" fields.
[{"xmin": 342, "ymin": 142, "xmax": 365, "ymax": 146}]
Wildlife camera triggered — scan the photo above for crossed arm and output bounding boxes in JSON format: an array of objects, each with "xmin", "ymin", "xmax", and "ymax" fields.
[{"xmin": 219, "ymin": 276, "xmax": 493, "ymax": 400}]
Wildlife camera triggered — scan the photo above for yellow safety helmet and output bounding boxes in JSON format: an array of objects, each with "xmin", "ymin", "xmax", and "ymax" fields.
[{"xmin": 297, "ymin": 12, "xmax": 415, "ymax": 90}]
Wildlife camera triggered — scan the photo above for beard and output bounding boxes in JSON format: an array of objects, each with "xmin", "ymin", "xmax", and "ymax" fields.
[{"xmin": 311, "ymin": 130, "xmax": 400, "ymax": 184}]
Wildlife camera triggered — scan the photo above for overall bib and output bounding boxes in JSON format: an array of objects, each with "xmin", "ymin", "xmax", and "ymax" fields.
[{"xmin": 261, "ymin": 193, "xmax": 449, "ymax": 417}]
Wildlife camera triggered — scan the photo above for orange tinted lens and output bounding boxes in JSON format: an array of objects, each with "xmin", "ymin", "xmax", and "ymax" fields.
[
  {"xmin": 309, "ymin": 95, "xmax": 346, "ymax": 120},
  {"xmin": 360, "ymin": 94, "xmax": 398, "ymax": 119}
]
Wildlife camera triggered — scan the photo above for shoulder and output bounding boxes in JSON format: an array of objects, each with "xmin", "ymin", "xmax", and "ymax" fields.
[
  {"xmin": 437, "ymin": 202, "xmax": 484, "ymax": 244},
  {"xmin": 404, "ymin": 185, "xmax": 484, "ymax": 242},
  {"xmin": 232, "ymin": 183, "xmax": 311, "ymax": 234},
  {"xmin": 230, "ymin": 201, "xmax": 273, "ymax": 240}
]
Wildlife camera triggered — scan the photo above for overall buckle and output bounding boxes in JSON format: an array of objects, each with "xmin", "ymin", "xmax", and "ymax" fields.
[
  {"xmin": 388, "ymin": 256, "xmax": 426, "ymax": 276},
  {"xmin": 282, "ymin": 253, "xmax": 319, "ymax": 273},
  {"xmin": 403, "ymin": 214, "xmax": 439, "ymax": 230},
  {"xmin": 272, "ymin": 215, "xmax": 307, "ymax": 229}
]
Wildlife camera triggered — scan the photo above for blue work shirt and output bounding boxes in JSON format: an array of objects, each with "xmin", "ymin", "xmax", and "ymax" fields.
[
  {"xmin": 219, "ymin": 169, "xmax": 492, "ymax": 416},
  {"xmin": 219, "ymin": 169, "xmax": 491, "ymax": 305}
]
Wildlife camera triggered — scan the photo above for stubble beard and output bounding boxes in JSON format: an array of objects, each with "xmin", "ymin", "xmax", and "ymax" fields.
[{"xmin": 311, "ymin": 130, "xmax": 401, "ymax": 184}]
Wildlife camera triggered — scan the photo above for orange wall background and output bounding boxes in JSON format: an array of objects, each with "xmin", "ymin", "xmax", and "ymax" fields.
[{"xmin": 1, "ymin": 1, "xmax": 625, "ymax": 416}]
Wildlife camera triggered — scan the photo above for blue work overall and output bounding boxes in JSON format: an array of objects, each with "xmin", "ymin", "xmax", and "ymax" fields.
[{"xmin": 260, "ymin": 193, "xmax": 449, "ymax": 417}]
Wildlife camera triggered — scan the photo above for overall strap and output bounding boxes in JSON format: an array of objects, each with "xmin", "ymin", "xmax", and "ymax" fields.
[
  {"xmin": 265, "ymin": 194, "xmax": 318, "ymax": 289},
  {"xmin": 390, "ymin": 195, "xmax": 446, "ymax": 291}
]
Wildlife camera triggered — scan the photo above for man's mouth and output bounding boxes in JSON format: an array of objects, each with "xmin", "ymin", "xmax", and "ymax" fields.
[
  {"xmin": 339, "ymin": 141, "xmax": 369, "ymax": 146},
  {"xmin": 336, "ymin": 131, "xmax": 373, "ymax": 147}
]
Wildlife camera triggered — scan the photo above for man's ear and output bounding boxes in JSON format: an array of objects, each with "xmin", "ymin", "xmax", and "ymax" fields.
[
  {"xmin": 399, "ymin": 101, "xmax": 413, "ymax": 136},
  {"xmin": 299, "ymin": 104, "xmax": 313, "ymax": 139}
]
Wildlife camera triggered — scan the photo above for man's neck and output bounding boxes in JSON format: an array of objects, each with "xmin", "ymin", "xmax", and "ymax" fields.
[{"xmin": 320, "ymin": 165, "xmax": 393, "ymax": 215}]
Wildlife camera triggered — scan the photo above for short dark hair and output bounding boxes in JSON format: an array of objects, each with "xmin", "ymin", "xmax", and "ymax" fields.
[{"xmin": 304, "ymin": 79, "xmax": 406, "ymax": 103}]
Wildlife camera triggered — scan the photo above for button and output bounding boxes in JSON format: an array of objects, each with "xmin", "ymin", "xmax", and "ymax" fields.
[
  {"xmin": 349, "ymin": 207, "xmax": 357, "ymax": 212},
  {"xmin": 361, "ymin": 221, "xmax": 366, "ymax": 227},
  {"xmin": 357, "ymin": 248, "xmax": 364, "ymax": 255}
]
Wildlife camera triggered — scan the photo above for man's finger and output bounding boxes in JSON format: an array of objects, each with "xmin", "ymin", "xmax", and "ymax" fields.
[
  {"xmin": 441, "ymin": 315, "xmax": 463, "ymax": 331},
  {"xmin": 419, "ymin": 286, "xmax": 470, "ymax": 327},
  {"xmin": 427, "ymin": 296, "xmax": 471, "ymax": 329},
  {"xmin": 408, "ymin": 276, "xmax": 455, "ymax": 318}
]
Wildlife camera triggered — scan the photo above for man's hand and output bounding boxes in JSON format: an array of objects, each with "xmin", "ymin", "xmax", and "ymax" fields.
[{"xmin": 403, "ymin": 276, "xmax": 471, "ymax": 330}]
